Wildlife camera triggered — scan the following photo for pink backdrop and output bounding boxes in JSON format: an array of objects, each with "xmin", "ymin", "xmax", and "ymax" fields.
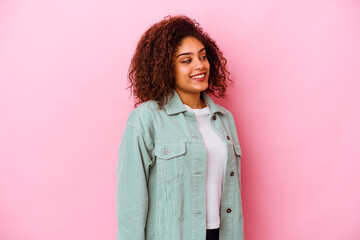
[{"xmin": 1, "ymin": 0, "xmax": 359, "ymax": 239}]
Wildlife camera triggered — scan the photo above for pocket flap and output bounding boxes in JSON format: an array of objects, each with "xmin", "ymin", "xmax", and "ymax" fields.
[
  {"xmin": 234, "ymin": 144, "xmax": 242, "ymax": 157},
  {"xmin": 154, "ymin": 142, "xmax": 186, "ymax": 160}
]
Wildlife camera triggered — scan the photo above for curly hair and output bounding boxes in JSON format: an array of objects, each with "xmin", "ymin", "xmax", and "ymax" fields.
[{"xmin": 128, "ymin": 15, "xmax": 232, "ymax": 108}]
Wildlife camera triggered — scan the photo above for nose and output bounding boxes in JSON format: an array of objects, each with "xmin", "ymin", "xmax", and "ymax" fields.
[{"xmin": 194, "ymin": 58, "xmax": 205, "ymax": 70}]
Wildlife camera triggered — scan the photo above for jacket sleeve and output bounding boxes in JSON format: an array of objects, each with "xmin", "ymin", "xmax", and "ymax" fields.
[{"xmin": 116, "ymin": 125, "xmax": 153, "ymax": 240}]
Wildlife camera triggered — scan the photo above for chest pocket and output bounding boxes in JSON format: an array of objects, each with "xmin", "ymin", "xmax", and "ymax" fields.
[{"xmin": 154, "ymin": 142, "xmax": 186, "ymax": 182}]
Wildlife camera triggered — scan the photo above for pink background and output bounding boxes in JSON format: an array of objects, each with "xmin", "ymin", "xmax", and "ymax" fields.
[{"xmin": 1, "ymin": 0, "xmax": 359, "ymax": 239}]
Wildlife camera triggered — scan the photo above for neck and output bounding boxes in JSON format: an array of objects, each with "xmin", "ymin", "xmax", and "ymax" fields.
[{"xmin": 175, "ymin": 90, "xmax": 207, "ymax": 109}]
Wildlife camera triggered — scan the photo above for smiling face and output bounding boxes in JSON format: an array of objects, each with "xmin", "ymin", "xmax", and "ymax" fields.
[{"xmin": 173, "ymin": 36, "xmax": 210, "ymax": 98}]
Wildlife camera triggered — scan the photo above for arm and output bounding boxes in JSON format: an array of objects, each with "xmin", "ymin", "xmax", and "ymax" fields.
[{"xmin": 116, "ymin": 125, "xmax": 153, "ymax": 240}]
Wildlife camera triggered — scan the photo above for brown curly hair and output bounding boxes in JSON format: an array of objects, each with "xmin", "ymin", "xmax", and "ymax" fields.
[{"xmin": 128, "ymin": 15, "xmax": 232, "ymax": 108}]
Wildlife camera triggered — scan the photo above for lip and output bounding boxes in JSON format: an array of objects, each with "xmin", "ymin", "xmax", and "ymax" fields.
[{"xmin": 190, "ymin": 72, "xmax": 207, "ymax": 82}]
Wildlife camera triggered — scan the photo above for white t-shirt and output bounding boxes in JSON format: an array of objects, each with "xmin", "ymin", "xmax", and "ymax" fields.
[{"xmin": 184, "ymin": 104, "xmax": 227, "ymax": 229}]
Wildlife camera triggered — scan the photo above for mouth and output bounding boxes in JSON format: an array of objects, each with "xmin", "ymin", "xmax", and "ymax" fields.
[{"xmin": 190, "ymin": 72, "xmax": 207, "ymax": 82}]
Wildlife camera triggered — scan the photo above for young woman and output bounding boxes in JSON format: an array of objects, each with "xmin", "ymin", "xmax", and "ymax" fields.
[{"xmin": 116, "ymin": 15, "xmax": 244, "ymax": 240}]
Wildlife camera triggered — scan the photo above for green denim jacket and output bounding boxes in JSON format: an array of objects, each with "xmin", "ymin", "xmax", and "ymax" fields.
[{"xmin": 116, "ymin": 90, "xmax": 244, "ymax": 240}]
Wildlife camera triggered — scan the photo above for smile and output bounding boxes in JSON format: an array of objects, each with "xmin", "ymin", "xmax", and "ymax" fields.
[{"xmin": 190, "ymin": 73, "xmax": 207, "ymax": 82}]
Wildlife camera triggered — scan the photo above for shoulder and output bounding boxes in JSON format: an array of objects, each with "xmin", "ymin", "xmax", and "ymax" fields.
[
  {"xmin": 215, "ymin": 103, "xmax": 235, "ymax": 120},
  {"xmin": 214, "ymin": 103, "xmax": 241, "ymax": 144},
  {"xmin": 215, "ymin": 102, "xmax": 238, "ymax": 131},
  {"xmin": 125, "ymin": 100, "xmax": 161, "ymax": 133}
]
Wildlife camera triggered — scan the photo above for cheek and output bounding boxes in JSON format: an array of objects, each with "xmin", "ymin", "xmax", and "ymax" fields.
[
  {"xmin": 206, "ymin": 61, "xmax": 210, "ymax": 70},
  {"xmin": 174, "ymin": 67, "xmax": 188, "ymax": 86},
  {"xmin": 178, "ymin": 66, "xmax": 191, "ymax": 77}
]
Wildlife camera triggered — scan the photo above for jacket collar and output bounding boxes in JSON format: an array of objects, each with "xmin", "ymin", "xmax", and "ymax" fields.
[{"xmin": 164, "ymin": 90, "xmax": 225, "ymax": 115}]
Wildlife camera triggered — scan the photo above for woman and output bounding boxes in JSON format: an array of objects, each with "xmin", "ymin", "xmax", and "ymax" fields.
[{"xmin": 116, "ymin": 15, "xmax": 244, "ymax": 240}]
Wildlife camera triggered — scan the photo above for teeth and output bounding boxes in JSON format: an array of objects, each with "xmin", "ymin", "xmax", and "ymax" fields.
[{"xmin": 191, "ymin": 74, "xmax": 205, "ymax": 79}]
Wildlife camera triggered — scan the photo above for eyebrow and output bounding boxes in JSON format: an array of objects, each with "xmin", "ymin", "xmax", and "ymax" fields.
[{"xmin": 176, "ymin": 47, "xmax": 206, "ymax": 58}]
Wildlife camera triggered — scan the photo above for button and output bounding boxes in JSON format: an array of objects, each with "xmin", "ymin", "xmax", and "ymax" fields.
[
  {"xmin": 230, "ymin": 171, "xmax": 234, "ymax": 176},
  {"xmin": 226, "ymin": 208, "xmax": 232, "ymax": 213},
  {"xmin": 212, "ymin": 115, "xmax": 216, "ymax": 120},
  {"xmin": 163, "ymin": 149, "xmax": 168, "ymax": 155},
  {"xmin": 227, "ymin": 136, "xmax": 230, "ymax": 140}
]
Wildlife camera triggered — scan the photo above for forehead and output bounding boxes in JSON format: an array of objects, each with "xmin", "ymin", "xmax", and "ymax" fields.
[{"xmin": 175, "ymin": 36, "xmax": 205, "ymax": 53}]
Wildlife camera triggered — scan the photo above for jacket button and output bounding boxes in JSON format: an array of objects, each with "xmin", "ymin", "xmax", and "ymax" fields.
[
  {"xmin": 163, "ymin": 149, "xmax": 168, "ymax": 155},
  {"xmin": 226, "ymin": 208, "xmax": 232, "ymax": 213},
  {"xmin": 230, "ymin": 171, "xmax": 234, "ymax": 176},
  {"xmin": 212, "ymin": 115, "xmax": 216, "ymax": 120},
  {"xmin": 227, "ymin": 136, "xmax": 230, "ymax": 140}
]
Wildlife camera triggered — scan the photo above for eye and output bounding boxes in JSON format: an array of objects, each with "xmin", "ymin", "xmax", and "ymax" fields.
[
  {"xmin": 182, "ymin": 59, "xmax": 191, "ymax": 63},
  {"xmin": 200, "ymin": 55, "xmax": 207, "ymax": 60}
]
